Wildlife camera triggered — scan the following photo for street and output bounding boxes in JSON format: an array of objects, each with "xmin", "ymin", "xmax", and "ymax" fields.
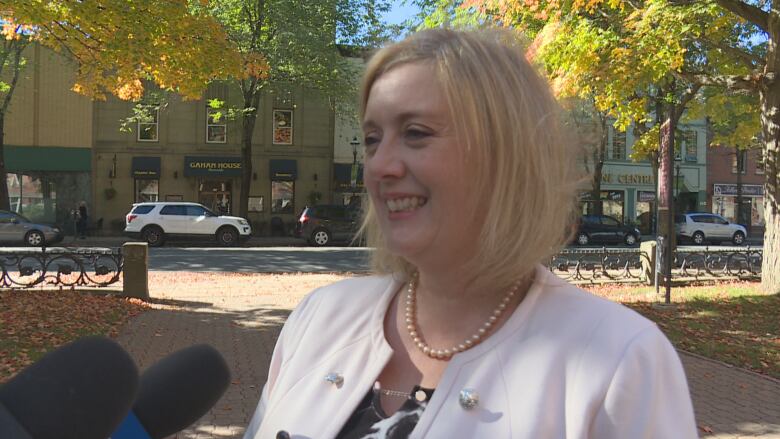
[{"xmin": 148, "ymin": 247, "xmax": 372, "ymax": 272}]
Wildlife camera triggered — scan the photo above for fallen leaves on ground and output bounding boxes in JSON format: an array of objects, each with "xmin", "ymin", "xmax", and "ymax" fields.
[
  {"xmin": 0, "ymin": 289, "xmax": 149, "ymax": 383},
  {"xmin": 586, "ymin": 282, "xmax": 780, "ymax": 379}
]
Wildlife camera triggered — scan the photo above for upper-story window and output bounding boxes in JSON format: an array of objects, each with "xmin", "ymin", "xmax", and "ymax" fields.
[
  {"xmin": 682, "ymin": 130, "xmax": 698, "ymax": 162},
  {"xmin": 273, "ymin": 109, "xmax": 293, "ymax": 145},
  {"xmin": 732, "ymin": 149, "xmax": 747, "ymax": 174},
  {"xmin": 756, "ymin": 149, "xmax": 765, "ymax": 174},
  {"xmin": 609, "ymin": 126, "xmax": 626, "ymax": 160},
  {"xmin": 137, "ymin": 106, "xmax": 159, "ymax": 142},
  {"xmin": 206, "ymin": 107, "xmax": 227, "ymax": 143}
]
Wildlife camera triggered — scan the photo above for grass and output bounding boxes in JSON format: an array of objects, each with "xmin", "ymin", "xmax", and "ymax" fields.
[{"xmin": 585, "ymin": 282, "xmax": 780, "ymax": 379}]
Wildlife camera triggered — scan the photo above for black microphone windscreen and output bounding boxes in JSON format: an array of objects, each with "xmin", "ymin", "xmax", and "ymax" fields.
[
  {"xmin": 0, "ymin": 336, "xmax": 138, "ymax": 439},
  {"xmin": 0, "ymin": 403, "xmax": 32, "ymax": 439},
  {"xmin": 133, "ymin": 344, "xmax": 231, "ymax": 439}
]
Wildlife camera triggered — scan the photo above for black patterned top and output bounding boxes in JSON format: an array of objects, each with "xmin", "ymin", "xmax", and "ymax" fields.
[{"xmin": 336, "ymin": 384, "xmax": 435, "ymax": 439}]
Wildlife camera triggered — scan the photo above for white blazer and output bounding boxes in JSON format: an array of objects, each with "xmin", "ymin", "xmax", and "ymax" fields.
[{"xmin": 244, "ymin": 266, "xmax": 697, "ymax": 439}]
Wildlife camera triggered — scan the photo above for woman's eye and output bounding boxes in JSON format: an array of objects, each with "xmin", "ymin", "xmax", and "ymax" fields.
[
  {"xmin": 364, "ymin": 135, "xmax": 379, "ymax": 146},
  {"xmin": 405, "ymin": 128, "xmax": 430, "ymax": 140}
]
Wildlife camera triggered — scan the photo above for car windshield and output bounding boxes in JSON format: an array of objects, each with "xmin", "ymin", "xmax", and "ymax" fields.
[{"xmin": 13, "ymin": 213, "xmax": 31, "ymax": 223}]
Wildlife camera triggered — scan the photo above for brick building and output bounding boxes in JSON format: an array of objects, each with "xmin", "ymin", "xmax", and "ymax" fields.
[{"xmin": 707, "ymin": 145, "xmax": 766, "ymax": 237}]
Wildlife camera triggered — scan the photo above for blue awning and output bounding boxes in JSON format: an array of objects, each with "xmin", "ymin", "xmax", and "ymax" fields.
[
  {"xmin": 333, "ymin": 163, "xmax": 363, "ymax": 191},
  {"xmin": 131, "ymin": 156, "xmax": 161, "ymax": 178},
  {"xmin": 269, "ymin": 159, "xmax": 297, "ymax": 181}
]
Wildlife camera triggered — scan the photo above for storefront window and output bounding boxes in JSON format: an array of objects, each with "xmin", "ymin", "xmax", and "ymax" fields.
[
  {"xmin": 272, "ymin": 181, "xmax": 294, "ymax": 214},
  {"xmin": 134, "ymin": 179, "xmax": 159, "ymax": 203},
  {"xmin": 752, "ymin": 200, "xmax": 765, "ymax": 226},
  {"xmin": 7, "ymin": 173, "xmax": 58, "ymax": 223},
  {"xmin": 635, "ymin": 191, "xmax": 655, "ymax": 234},
  {"xmin": 198, "ymin": 180, "xmax": 232, "ymax": 214}
]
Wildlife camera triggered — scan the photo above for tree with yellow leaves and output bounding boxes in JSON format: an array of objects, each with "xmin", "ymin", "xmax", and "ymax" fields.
[{"xmin": 0, "ymin": 0, "xmax": 243, "ymax": 210}]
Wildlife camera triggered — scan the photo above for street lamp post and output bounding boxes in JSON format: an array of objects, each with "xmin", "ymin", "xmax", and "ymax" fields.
[{"xmin": 349, "ymin": 137, "xmax": 360, "ymax": 199}]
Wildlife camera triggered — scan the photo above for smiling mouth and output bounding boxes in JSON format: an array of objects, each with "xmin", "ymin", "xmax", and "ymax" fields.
[{"xmin": 386, "ymin": 196, "xmax": 428, "ymax": 213}]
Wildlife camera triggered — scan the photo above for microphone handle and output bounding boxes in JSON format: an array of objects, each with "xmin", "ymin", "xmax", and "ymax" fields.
[{"xmin": 110, "ymin": 411, "xmax": 152, "ymax": 439}]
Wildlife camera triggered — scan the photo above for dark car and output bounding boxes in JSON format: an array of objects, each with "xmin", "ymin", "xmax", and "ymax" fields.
[
  {"xmin": 574, "ymin": 215, "xmax": 641, "ymax": 246},
  {"xmin": 295, "ymin": 204, "xmax": 360, "ymax": 247}
]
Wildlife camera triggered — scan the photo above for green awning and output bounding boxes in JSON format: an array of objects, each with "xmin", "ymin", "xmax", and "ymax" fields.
[{"xmin": 4, "ymin": 146, "xmax": 91, "ymax": 172}]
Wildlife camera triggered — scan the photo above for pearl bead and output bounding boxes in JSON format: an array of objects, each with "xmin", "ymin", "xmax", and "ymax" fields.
[
  {"xmin": 477, "ymin": 328, "xmax": 486, "ymax": 335},
  {"xmin": 458, "ymin": 344, "xmax": 466, "ymax": 351},
  {"xmin": 417, "ymin": 341, "xmax": 425, "ymax": 349},
  {"xmin": 444, "ymin": 349, "xmax": 452, "ymax": 357},
  {"xmin": 498, "ymin": 303, "xmax": 507, "ymax": 310},
  {"xmin": 410, "ymin": 330, "xmax": 418, "ymax": 338},
  {"xmin": 465, "ymin": 339, "xmax": 473, "ymax": 347},
  {"xmin": 493, "ymin": 309, "xmax": 502, "ymax": 316},
  {"xmin": 472, "ymin": 334, "xmax": 481, "ymax": 341},
  {"xmin": 413, "ymin": 337, "xmax": 421, "ymax": 344},
  {"xmin": 423, "ymin": 346, "xmax": 431, "ymax": 354},
  {"xmin": 489, "ymin": 315, "xmax": 497, "ymax": 323}
]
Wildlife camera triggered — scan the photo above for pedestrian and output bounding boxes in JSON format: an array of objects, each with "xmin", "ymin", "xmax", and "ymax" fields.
[
  {"xmin": 77, "ymin": 201, "xmax": 88, "ymax": 239},
  {"xmin": 244, "ymin": 28, "xmax": 697, "ymax": 438}
]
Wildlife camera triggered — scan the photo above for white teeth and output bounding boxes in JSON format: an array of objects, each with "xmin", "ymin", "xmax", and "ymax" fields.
[{"xmin": 386, "ymin": 196, "xmax": 427, "ymax": 212}]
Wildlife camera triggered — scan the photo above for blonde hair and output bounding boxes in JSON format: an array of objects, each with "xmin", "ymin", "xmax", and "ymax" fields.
[{"xmin": 358, "ymin": 28, "xmax": 583, "ymax": 291}]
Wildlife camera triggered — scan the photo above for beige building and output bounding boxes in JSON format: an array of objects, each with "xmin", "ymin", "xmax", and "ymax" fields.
[
  {"xmin": 93, "ymin": 82, "xmax": 336, "ymax": 235},
  {"xmin": 3, "ymin": 44, "xmax": 93, "ymax": 230},
  {"xmin": 5, "ymin": 43, "xmax": 339, "ymax": 236}
]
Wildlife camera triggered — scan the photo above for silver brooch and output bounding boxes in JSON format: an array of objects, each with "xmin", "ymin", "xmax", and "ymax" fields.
[
  {"xmin": 325, "ymin": 372, "xmax": 344, "ymax": 387},
  {"xmin": 459, "ymin": 388, "xmax": 479, "ymax": 410}
]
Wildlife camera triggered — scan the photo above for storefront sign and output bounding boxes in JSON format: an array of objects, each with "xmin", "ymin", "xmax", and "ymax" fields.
[
  {"xmin": 601, "ymin": 173, "xmax": 654, "ymax": 185},
  {"xmin": 131, "ymin": 156, "xmax": 161, "ymax": 178},
  {"xmin": 184, "ymin": 156, "xmax": 242, "ymax": 176},
  {"xmin": 638, "ymin": 191, "xmax": 656, "ymax": 202},
  {"xmin": 713, "ymin": 183, "xmax": 764, "ymax": 197}
]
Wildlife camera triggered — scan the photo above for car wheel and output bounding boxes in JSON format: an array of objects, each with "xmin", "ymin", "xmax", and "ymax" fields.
[
  {"xmin": 576, "ymin": 232, "xmax": 589, "ymax": 246},
  {"xmin": 311, "ymin": 228, "xmax": 331, "ymax": 247},
  {"xmin": 142, "ymin": 226, "xmax": 165, "ymax": 247},
  {"xmin": 732, "ymin": 231, "xmax": 746, "ymax": 246},
  {"xmin": 25, "ymin": 230, "xmax": 45, "ymax": 247},
  {"xmin": 692, "ymin": 231, "xmax": 705, "ymax": 245},
  {"xmin": 217, "ymin": 227, "xmax": 239, "ymax": 247},
  {"xmin": 624, "ymin": 233, "xmax": 637, "ymax": 246}
]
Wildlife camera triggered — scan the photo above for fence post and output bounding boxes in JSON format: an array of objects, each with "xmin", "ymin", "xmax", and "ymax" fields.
[
  {"xmin": 122, "ymin": 242, "xmax": 149, "ymax": 301},
  {"xmin": 640, "ymin": 240, "xmax": 657, "ymax": 286}
]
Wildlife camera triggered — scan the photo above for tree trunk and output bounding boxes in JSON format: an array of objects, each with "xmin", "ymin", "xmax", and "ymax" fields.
[
  {"xmin": 0, "ymin": 114, "xmax": 9, "ymax": 210},
  {"xmin": 736, "ymin": 146, "xmax": 745, "ymax": 227},
  {"xmin": 590, "ymin": 113, "xmax": 608, "ymax": 216},
  {"xmin": 759, "ymin": 10, "xmax": 780, "ymax": 294},
  {"xmin": 238, "ymin": 89, "xmax": 262, "ymax": 219}
]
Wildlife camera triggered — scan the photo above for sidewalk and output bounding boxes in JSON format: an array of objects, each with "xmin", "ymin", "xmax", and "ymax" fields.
[{"xmin": 115, "ymin": 274, "xmax": 780, "ymax": 439}]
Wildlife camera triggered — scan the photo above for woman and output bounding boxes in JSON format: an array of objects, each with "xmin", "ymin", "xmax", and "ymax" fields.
[{"xmin": 244, "ymin": 29, "xmax": 697, "ymax": 438}]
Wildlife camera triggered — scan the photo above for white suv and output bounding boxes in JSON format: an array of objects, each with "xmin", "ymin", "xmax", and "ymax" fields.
[
  {"xmin": 675, "ymin": 213, "xmax": 747, "ymax": 245},
  {"xmin": 124, "ymin": 202, "xmax": 252, "ymax": 247}
]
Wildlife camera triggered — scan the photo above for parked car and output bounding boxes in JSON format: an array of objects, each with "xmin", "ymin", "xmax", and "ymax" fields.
[
  {"xmin": 675, "ymin": 212, "xmax": 746, "ymax": 245},
  {"xmin": 574, "ymin": 215, "xmax": 641, "ymax": 246},
  {"xmin": 0, "ymin": 210, "xmax": 63, "ymax": 246},
  {"xmin": 295, "ymin": 204, "xmax": 360, "ymax": 247},
  {"xmin": 124, "ymin": 202, "xmax": 251, "ymax": 247}
]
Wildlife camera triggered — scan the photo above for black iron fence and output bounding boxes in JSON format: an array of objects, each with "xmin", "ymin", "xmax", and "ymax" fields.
[
  {"xmin": 0, "ymin": 247, "xmax": 123, "ymax": 289},
  {"xmin": 548, "ymin": 245, "xmax": 763, "ymax": 284}
]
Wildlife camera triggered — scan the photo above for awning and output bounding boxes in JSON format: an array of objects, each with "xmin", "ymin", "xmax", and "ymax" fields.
[
  {"xmin": 269, "ymin": 159, "xmax": 297, "ymax": 180},
  {"xmin": 5, "ymin": 146, "xmax": 91, "ymax": 172},
  {"xmin": 131, "ymin": 156, "xmax": 161, "ymax": 178},
  {"xmin": 333, "ymin": 163, "xmax": 364, "ymax": 191}
]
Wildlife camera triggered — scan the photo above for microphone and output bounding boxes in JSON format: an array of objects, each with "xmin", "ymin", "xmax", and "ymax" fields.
[
  {"xmin": 0, "ymin": 336, "xmax": 139, "ymax": 439},
  {"xmin": 112, "ymin": 344, "xmax": 231, "ymax": 439}
]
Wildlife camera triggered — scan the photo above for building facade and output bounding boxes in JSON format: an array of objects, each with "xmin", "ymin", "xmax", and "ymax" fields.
[
  {"xmin": 3, "ymin": 44, "xmax": 93, "ymax": 231},
  {"xmin": 4, "ymin": 44, "xmax": 339, "ymax": 236},
  {"xmin": 582, "ymin": 120, "xmax": 708, "ymax": 235},
  {"xmin": 707, "ymin": 145, "xmax": 766, "ymax": 237},
  {"xmin": 92, "ymin": 82, "xmax": 336, "ymax": 234}
]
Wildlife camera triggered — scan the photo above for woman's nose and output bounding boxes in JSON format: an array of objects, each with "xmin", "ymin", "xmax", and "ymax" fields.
[{"xmin": 365, "ymin": 139, "xmax": 405, "ymax": 181}]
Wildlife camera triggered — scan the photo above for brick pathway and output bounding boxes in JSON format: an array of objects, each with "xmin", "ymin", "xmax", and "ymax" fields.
[{"xmin": 116, "ymin": 279, "xmax": 780, "ymax": 439}]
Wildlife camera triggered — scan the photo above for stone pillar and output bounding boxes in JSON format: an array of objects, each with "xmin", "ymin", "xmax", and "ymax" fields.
[
  {"xmin": 122, "ymin": 242, "xmax": 149, "ymax": 301},
  {"xmin": 640, "ymin": 240, "xmax": 657, "ymax": 286}
]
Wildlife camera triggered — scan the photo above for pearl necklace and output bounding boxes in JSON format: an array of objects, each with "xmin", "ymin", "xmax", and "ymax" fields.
[{"xmin": 405, "ymin": 273, "xmax": 522, "ymax": 360}]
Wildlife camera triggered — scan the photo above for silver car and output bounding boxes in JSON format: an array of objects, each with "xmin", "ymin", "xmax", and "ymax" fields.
[
  {"xmin": 0, "ymin": 210, "xmax": 63, "ymax": 246},
  {"xmin": 675, "ymin": 213, "xmax": 747, "ymax": 245}
]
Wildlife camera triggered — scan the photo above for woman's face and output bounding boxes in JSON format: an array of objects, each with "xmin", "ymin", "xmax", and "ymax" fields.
[{"xmin": 363, "ymin": 62, "xmax": 480, "ymax": 269}]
